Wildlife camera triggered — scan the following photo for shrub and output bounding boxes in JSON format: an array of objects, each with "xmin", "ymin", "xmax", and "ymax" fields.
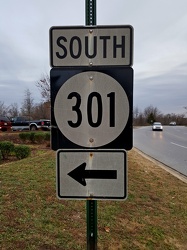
[
  {"xmin": 29, "ymin": 132, "xmax": 35, "ymax": 143},
  {"xmin": 19, "ymin": 131, "xmax": 50, "ymax": 144},
  {"xmin": 0, "ymin": 141, "xmax": 14, "ymax": 159},
  {"xmin": 0, "ymin": 150, "xmax": 2, "ymax": 163},
  {"xmin": 14, "ymin": 145, "xmax": 31, "ymax": 159},
  {"xmin": 43, "ymin": 132, "xmax": 50, "ymax": 147},
  {"xmin": 19, "ymin": 132, "xmax": 36, "ymax": 143},
  {"xmin": 44, "ymin": 132, "xmax": 50, "ymax": 141},
  {"xmin": 34, "ymin": 132, "xmax": 45, "ymax": 144},
  {"xmin": 19, "ymin": 132, "xmax": 30, "ymax": 142}
]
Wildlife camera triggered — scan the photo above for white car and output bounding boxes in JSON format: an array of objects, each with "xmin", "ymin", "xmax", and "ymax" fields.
[
  {"xmin": 152, "ymin": 122, "xmax": 163, "ymax": 131},
  {"xmin": 169, "ymin": 121, "xmax": 176, "ymax": 126}
]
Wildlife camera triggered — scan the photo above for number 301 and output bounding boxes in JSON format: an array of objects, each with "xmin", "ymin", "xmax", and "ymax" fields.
[{"xmin": 67, "ymin": 91, "xmax": 115, "ymax": 128}]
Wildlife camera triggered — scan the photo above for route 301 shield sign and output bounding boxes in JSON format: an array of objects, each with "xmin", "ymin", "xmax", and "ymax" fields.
[{"xmin": 50, "ymin": 67, "xmax": 133, "ymax": 150}]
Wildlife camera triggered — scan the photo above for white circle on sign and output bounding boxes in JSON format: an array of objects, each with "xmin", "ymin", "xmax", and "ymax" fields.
[{"xmin": 54, "ymin": 71, "xmax": 129, "ymax": 148}]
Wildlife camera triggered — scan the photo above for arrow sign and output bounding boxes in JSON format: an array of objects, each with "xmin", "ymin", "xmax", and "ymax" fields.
[
  {"xmin": 68, "ymin": 162, "xmax": 117, "ymax": 186},
  {"xmin": 57, "ymin": 149, "xmax": 126, "ymax": 199}
]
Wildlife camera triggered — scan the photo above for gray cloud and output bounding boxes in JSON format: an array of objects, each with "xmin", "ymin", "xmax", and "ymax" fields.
[
  {"xmin": 134, "ymin": 64, "xmax": 187, "ymax": 114},
  {"xmin": 0, "ymin": 0, "xmax": 187, "ymax": 116}
]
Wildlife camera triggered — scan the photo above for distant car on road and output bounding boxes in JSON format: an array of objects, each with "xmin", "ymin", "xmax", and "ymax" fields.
[
  {"xmin": 0, "ymin": 116, "xmax": 12, "ymax": 131},
  {"xmin": 152, "ymin": 122, "xmax": 163, "ymax": 131},
  {"xmin": 169, "ymin": 121, "xmax": 176, "ymax": 126}
]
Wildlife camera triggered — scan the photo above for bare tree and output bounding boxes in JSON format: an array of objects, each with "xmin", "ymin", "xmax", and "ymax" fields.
[
  {"xmin": 133, "ymin": 106, "xmax": 143, "ymax": 126},
  {"xmin": 0, "ymin": 101, "xmax": 6, "ymax": 115},
  {"xmin": 32, "ymin": 102, "xmax": 50, "ymax": 119},
  {"xmin": 20, "ymin": 89, "xmax": 34, "ymax": 118},
  {"xmin": 36, "ymin": 74, "xmax": 50, "ymax": 102},
  {"xmin": 7, "ymin": 103, "xmax": 19, "ymax": 117},
  {"xmin": 133, "ymin": 106, "xmax": 140, "ymax": 120},
  {"xmin": 144, "ymin": 105, "xmax": 162, "ymax": 124}
]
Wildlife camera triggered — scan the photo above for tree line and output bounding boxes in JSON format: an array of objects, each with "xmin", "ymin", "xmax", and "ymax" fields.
[
  {"xmin": 0, "ymin": 74, "xmax": 50, "ymax": 120},
  {"xmin": 1, "ymin": 73, "xmax": 187, "ymax": 125},
  {"xmin": 133, "ymin": 105, "xmax": 187, "ymax": 126}
]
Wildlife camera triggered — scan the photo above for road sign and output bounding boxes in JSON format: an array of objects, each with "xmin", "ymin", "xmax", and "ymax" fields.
[
  {"xmin": 50, "ymin": 67, "xmax": 133, "ymax": 150},
  {"xmin": 56, "ymin": 149, "xmax": 127, "ymax": 200},
  {"xmin": 50, "ymin": 25, "xmax": 133, "ymax": 67},
  {"xmin": 54, "ymin": 71, "xmax": 129, "ymax": 147}
]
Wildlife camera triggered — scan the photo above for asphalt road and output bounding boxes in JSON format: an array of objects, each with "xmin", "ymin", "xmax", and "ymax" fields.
[{"xmin": 133, "ymin": 126, "xmax": 187, "ymax": 177}]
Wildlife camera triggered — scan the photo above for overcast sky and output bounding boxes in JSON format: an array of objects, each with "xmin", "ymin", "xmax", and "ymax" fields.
[{"xmin": 0, "ymin": 0, "xmax": 187, "ymax": 115}]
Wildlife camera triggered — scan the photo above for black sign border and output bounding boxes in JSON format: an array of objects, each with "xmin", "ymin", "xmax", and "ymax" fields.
[{"xmin": 50, "ymin": 66, "xmax": 133, "ymax": 151}]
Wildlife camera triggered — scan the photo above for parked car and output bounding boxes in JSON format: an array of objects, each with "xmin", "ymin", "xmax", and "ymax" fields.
[
  {"xmin": 169, "ymin": 121, "xmax": 176, "ymax": 126},
  {"xmin": 11, "ymin": 117, "xmax": 50, "ymax": 131},
  {"xmin": 0, "ymin": 116, "xmax": 12, "ymax": 131},
  {"xmin": 152, "ymin": 122, "xmax": 163, "ymax": 131}
]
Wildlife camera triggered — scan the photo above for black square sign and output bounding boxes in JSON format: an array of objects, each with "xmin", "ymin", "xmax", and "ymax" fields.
[{"xmin": 50, "ymin": 67, "xmax": 133, "ymax": 150}]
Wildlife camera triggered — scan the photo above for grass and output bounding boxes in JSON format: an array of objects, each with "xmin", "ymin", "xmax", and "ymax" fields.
[{"xmin": 0, "ymin": 147, "xmax": 187, "ymax": 249}]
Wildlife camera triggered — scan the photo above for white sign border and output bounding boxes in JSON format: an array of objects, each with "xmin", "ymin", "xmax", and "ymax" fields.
[{"xmin": 56, "ymin": 149, "xmax": 127, "ymax": 200}]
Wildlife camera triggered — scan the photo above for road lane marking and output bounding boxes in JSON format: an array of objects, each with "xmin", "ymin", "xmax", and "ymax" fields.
[{"xmin": 171, "ymin": 142, "xmax": 187, "ymax": 149}]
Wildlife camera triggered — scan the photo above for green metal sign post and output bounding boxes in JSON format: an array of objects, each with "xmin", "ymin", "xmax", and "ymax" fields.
[
  {"xmin": 86, "ymin": 0, "xmax": 96, "ymax": 25},
  {"xmin": 86, "ymin": 199, "xmax": 97, "ymax": 250},
  {"xmin": 85, "ymin": 1, "xmax": 97, "ymax": 249}
]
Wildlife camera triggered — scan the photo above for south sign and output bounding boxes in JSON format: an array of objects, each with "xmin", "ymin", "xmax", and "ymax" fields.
[{"xmin": 50, "ymin": 25, "xmax": 133, "ymax": 67}]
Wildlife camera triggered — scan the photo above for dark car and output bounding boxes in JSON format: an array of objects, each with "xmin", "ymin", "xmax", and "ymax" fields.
[
  {"xmin": 0, "ymin": 116, "xmax": 12, "ymax": 131},
  {"xmin": 11, "ymin": 116, "xmax": 50, "ymax": 131}
]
